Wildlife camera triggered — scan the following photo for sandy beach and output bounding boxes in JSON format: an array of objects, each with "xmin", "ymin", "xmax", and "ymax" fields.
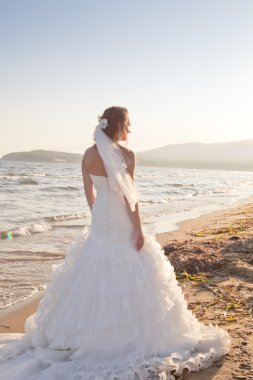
[{"xmin": 1, "ymin": 201, "xmax": 253, "ymax": 380}]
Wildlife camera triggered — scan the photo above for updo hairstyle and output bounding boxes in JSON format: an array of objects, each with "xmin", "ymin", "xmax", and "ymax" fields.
[{"xmin": 98, "ymin": 106, "xmax": 129, "ymax": 140}]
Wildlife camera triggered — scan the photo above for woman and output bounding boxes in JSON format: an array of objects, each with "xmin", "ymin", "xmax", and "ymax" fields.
[
  {"xmin": 0, "ymin": 106, "xmax": 231, "ymax": 379},
  {"xmin": 82, "ymin": 106, "xmax": 144, "ymax": 252}
]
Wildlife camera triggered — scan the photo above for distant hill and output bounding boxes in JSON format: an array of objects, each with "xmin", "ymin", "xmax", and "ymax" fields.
[
  {"xmin": 136, "ymin": 140, "xmax": 253, "ymax": 171},
  {"xmin": 1, "ymin": 150, "xmax": 82, "ymax": 163},
  {"xmin": 1, "ymin": 140, "xmax": 253, "ymax": 170}
]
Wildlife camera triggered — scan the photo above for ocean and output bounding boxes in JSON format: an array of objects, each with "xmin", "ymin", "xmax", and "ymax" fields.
[{"xmin": 1, "ymin": 160, "xmax": 253, "ymax": 309}]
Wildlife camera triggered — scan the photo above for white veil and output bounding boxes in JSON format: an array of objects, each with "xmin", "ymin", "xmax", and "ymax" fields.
[{"xmin": 93, "ymin": 119, "xmax": 139, "ymax": 212}]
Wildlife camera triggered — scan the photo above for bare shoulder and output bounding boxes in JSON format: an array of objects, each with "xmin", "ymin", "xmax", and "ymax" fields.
[
  {"xmin": 118, "ymin": 145, "xmax": 135, "ymax": 163},
  {"xmin": 82, "ymin": 145, "xmax": 97, "ymax": 161}
]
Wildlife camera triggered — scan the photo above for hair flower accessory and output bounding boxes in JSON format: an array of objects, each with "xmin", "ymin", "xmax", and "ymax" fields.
[{"xmin": 99, "ymin": 118, "xmax": 108, "ymax": 129}]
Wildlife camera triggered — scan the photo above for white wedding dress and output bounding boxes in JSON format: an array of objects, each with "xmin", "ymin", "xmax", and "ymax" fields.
[{"xmin": 0, "ymin": 174, "xmax": 231, "ymax": 380}]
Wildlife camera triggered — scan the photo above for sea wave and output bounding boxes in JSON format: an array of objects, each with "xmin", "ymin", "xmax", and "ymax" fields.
[
  {"xmin": 45, "ymin": 213, "xmax": 86, "ymax": 222},
  {"xmin": 18, "ymin": 178, "xmax": 38, "ymax": 185},
  {"xmin": 43, "ymin": 185, "xmax": 80, "ymax": 191},
  {"xmin": 140, "ymin": 199, "xmax": 170, "ymax": 205},
  {"xmin": 0, "ymin": 213, "xmax": 88, "ymax": 238},
  {"xmin": 0, "ymin": 285, "xmax": 46, "ymax": 309},
  {"xmin": 45, "ymin": 173, "xmax": 81, "ymax": 179},
  {"xmin": 4, "ymin": 255, "xmax": 64, "ymax": 262},
  {"xmin": 56, "ymin": 224, "xmax": 84, "ymax": 229},
  {"xmin": 1, "ymin": 222, "xmax": 52, "ymax": 238}
]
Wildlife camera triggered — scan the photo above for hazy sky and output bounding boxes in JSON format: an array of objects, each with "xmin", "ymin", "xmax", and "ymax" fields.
[{"xmin": 1, "ymin": 0, "xmax": 253, "ymax": 156}]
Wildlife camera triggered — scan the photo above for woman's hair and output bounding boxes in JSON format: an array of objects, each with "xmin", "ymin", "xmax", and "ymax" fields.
[{"xmin": 98, "ymin": 106, "xmax": 129, "ymax": 139}]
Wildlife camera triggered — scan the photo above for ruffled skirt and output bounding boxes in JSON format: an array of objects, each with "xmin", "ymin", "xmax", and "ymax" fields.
[{"xmin": 0, "ymin": 228, "xmax": 231, "ymax": 379}]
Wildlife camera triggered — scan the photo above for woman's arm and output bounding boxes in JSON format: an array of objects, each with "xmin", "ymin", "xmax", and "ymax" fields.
[
  {"xmin": 81, "ymin": 154, "xmax": 96, "ymax": 211},
  {"xmin": 126, "ymin": 151, "xmax": 145, "ymax": 251}
]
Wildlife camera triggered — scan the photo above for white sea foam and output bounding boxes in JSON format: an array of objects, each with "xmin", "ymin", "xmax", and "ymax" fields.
[
  {"xmin": 10, "ymin": 223, "xmax": 52, "ymax": 237},
  {"xmin": 0, "ymin": 284, "xmax": 48, "ymax": 309},
  {"xmin": 45, "ymin": 213, "xmax": 86, "ymax": 222}
]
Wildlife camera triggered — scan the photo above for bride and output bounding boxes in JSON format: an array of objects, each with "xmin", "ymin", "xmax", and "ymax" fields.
[{"xmin": 0, "ymin": 106, "xmax": 231, "ymax": 379}]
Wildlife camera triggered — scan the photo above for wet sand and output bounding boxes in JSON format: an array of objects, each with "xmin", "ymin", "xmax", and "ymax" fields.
[{"xmin": 1, "ymin": 201, "xmax": 253, "ymax": 379}]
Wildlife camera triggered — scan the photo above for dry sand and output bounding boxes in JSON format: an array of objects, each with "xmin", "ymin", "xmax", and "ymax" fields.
[{"xmin": 1, "ymin": 201, "xmax": 253, "ymax": 379}]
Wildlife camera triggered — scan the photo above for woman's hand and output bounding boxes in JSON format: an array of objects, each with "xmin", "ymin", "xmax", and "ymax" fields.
[{"xmin": 132, "ymin": 226, "xmax": 145, "ymax": 251}]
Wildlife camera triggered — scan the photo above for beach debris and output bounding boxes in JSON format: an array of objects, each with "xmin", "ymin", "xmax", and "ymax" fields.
[
  {"xmin": 230, "ymin": 235, "xmax": 240, "ymax": 240},
  {"xmin": 190, "ymin": 223, "xmax": 248, "ymax": 238},
  {"xmin": 176, "ymin": 271, "xmax": 209, "ymax": 283},
  {"xmin": 0, "ymin": 324, "xmax": 10, "ymax": 329},
  {"xmin": 163, "ymin": 240, "xmax": 223, "ymax": 274},
  {"xmin": 162, "ymin": 206, "xmax": 253, "ymax": 379}
]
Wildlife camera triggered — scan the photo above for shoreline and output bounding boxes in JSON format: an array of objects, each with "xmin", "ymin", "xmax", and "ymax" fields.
[
  {"xmin": 156, "ymin": 195, "xmax": 253, "ymax": 244},
  {"xmin": 0, "ymin": 204, "xmax": 237, "ymax": 323},
  {"xmin": 1, "ymin": 200, "xmax": 253, "ymax": 379},
  {"xmin": 1, "ymin": 198, "xmax": 252, "ymax": 328},
  {"xmin": 0, "ymin": 197, "xmax": 253, "ymax": 324},
  {"xmin": 155, "ymin": 195, "xmax": 253, "ymax": 238}
]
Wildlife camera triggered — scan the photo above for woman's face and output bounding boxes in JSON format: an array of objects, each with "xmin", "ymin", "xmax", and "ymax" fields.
[{"xmin": 119, "ymin": 117, "xmax": 131, "ymax": 141}]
